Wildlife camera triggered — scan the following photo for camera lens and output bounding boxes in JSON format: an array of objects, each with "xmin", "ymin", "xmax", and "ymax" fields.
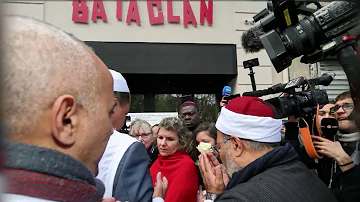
[{"xmin": 282, "ymin": 16, "xmax": 322, "ymax": 58}]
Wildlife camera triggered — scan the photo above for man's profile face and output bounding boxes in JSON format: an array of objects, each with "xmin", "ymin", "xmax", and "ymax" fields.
[
  {"xmin": 76, "ymin": 53, "xmax": 115, "ymax": 175},
  {"xmin": 334, "ymin": 98, "xmax": 356, "ymax": 132},
  {"xmin": 216, "ymin": 130, "xmax": 241, "ymax": 177},
  {"xmin": 318, "ymin": 103, "xmax": 335, "ymax": 123},
  {"xmin": 112, "ymin": 97, "xmax": 131, "ymax": 131},
  {"xmin": 179, "ymin": 105, "xmax": 202, "ymax": 129}
]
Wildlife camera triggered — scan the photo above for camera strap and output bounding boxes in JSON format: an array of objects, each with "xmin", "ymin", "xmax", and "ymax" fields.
[
  {"xmin": 299, "ymin": 105, "xmax": 323, "ymax": 159},
  {"xmin": 312, "ymin": 104, "xmax": 322, "ymax": 137}
]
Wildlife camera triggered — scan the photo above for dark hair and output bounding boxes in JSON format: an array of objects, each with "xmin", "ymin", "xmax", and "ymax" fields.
[
  {"xmin": 335, "ymin": 91, "xmax": 352, "ymax": 102},
  {"xmin": 114, "ymin": 92, "xmax": 130, "ymax": 107},
  {"xmin": 194, "ymin": 122, "xmax": 217, "ymax": 141},
  {"xmin": 152, "ymin": 124, "xmax": 159, "ymax": 128}
]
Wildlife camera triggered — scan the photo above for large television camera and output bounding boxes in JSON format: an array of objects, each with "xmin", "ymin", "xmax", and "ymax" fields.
[
  {"xmin": 248, "ymin": 0, "xmax": 360, "ymax": 129},
  {"xmin": 253, "ymin": 0, "xmax": 359, "ymax": 73},
  {"xmin": 243, "ymin": 73, "xmax": 334, "ymax": 119}
]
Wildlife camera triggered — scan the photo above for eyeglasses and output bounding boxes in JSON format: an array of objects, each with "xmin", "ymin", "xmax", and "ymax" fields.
[
  {"xmin": 331, "ymin": 103, "xmax": 354, "ymax": 113},
  {"xmin": 212, "ymin": 138, "xmax": 231, "ymax": 154},
  {"xmin": 131, "ymin": 133, "xmax": 151, "ymax": 139}
]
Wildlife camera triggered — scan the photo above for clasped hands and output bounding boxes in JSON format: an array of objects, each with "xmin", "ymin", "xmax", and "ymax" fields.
[
  {"xmin": 102, "ymin": 172, "xmax": 168, "ymax": 202},
  {"xmin": 198, "ymin": 152, "xmax": 229, "ymax": 199}
]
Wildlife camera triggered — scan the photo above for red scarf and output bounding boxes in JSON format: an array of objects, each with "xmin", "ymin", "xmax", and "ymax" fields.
[
  {"xmin": 150, "ymin": 151, "xmax": 198, "ymax": 202},
  {"xmin": 5, "ymin": 169, "xmax": 103, "ymax": 202}
]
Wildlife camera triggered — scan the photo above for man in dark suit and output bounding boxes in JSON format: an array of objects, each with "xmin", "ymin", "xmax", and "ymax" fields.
[{"xmin": 97, "ymin": 70, "xmax": 167, "ymax": 202}]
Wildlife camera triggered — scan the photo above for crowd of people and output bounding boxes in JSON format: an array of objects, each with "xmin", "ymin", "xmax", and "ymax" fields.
[{"xmin": 2, "ymin": 15, "xmax": 360, "ymax": 202}]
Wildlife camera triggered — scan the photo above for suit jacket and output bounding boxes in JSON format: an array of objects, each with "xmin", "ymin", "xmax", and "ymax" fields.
[
  {"xmin": 216, "ymin": 144, "xmax": 337, "ymax": 202},
  {"xmin": 97, "ymin": 130, "xmax": 154, "ymax": 202}
]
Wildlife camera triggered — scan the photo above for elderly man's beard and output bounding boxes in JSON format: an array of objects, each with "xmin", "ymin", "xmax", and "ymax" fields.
[{"xmin": 224, "ymin": 143, "xmax": 242, "ymax": 177}]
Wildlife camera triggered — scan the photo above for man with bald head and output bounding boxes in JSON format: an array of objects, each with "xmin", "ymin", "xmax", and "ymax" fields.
[{"xmin": 3, "ymin": 15, "xmax": 116, "ymax": 201}]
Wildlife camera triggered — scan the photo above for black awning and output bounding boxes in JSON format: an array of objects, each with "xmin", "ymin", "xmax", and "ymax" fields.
[
  {"xmin": 121, "ymin": 73, "xmax": 235, "ymax": 94},
  {"xmin": 85, "ymin": 41, "xmax": 237, "ymax": 75}
]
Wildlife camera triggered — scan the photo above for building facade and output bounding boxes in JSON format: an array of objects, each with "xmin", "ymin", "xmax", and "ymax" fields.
[{"xmin": 6, "ymin": 0, "xmax": 348, "ymax": 109}]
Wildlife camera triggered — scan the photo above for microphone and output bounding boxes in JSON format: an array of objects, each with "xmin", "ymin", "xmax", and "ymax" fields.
[
  {"xmin": 222, "ymin": 86, "xmax": 232, "ymax": 97},
  {"xmin": 241, "ymin": 25, "xmax": 265, "ymax": 53},
  {"xmin": 221, "ymin": 86, "xmax": 232, "ymax": 107}
]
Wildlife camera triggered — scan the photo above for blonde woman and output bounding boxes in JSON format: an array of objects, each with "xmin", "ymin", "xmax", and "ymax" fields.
[{"xmin": 129, "ymin": 119, "xmax": 159, "ymax": 168}]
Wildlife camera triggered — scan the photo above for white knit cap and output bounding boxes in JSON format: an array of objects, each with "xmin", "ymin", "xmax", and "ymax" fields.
[{"xmin": 109, "ymin": 69, "xmax": 130, "ymax": 93}]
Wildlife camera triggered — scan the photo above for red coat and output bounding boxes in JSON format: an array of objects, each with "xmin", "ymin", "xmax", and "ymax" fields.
[{"xmin": 150, "ymin": 151, "xmax": 198, "ymax": 202}]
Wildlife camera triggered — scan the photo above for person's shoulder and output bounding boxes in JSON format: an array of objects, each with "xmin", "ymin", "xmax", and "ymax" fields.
[{"xmin": 109, "ymin": 130, "xmax": 138, "ymax": 146}]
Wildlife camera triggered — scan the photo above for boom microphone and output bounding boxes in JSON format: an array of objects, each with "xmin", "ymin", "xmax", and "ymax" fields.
[{"xmin": 241, "ymin": 25, "xmax": 265, "ymax": 53}]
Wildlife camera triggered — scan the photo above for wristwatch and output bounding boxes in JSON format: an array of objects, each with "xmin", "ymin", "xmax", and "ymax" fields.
[{"xmin": 206, "ymin": 192, "xmax": 218, "ymax": 201}]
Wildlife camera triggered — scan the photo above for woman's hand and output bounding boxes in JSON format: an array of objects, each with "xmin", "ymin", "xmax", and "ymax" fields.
[
  {"xmin": 198, "ymin": 152, "xmax": 226, "ymax": 195},
  {"xmin": 312, "ymin": 135, "xmax": 355, "ymax": 171}
]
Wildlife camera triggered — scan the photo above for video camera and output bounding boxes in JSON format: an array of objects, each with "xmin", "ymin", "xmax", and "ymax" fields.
[
  {"xmin": 243, "ymin": 73, "xmax": 334, "ymax": 119},
  {"xmin": 249, "ymin": 0, "xmax": 360, "ymax": 130},
  {"xmin": 254, "ymin": 0, "xmax": 359, "ymax": 73}
]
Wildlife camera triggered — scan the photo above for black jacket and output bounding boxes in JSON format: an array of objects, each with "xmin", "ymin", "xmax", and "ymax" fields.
[
  {"xmin": 148, "ymin": 144, "xmax": 159, "ymax": 168},
  {"xmin": 215, "ymin": 143, "xmax": 337, "ymax": 202},
  {"xmin": 283, "ymin": 122, "xmax": 360, "ymax": 202}
]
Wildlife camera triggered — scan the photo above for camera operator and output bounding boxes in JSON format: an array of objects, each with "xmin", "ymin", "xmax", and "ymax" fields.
[
  {"xmin": 312, "ymin": 91, "xmax": 360, "ymax": 202},
  {"xmin": 283, "ymin": 92, "xmax": 360, "ymax": 202}
]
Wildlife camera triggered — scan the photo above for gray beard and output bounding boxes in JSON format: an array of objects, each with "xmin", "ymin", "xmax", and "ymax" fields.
[{"xmin": 224, "ymin": 145, "xmax": 242, "ymax": 178}]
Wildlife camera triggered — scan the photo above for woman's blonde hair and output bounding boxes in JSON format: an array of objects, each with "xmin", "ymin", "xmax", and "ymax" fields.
[
  {"xmin": 157, "ymin": 117, "xmax": 192, "ymax": 152},
  {"xmin": 129, "ymin": 118, "xmax": 152, "ymax": 136}
]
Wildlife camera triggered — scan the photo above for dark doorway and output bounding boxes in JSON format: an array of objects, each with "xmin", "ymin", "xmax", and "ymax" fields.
[{"xmin": 86, "ymin": 41, "xmax": 237, "ymax": 113}]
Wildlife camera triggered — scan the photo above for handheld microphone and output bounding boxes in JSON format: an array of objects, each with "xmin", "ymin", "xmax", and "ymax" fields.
[
  {"xmin": 222, "ymin": 86, "xmax": 232, "ymax": 97},
  {"xmin": 241, "ymin": 25, "xmax": 265, "ymax": 53},
  {"xmin": 220, "ymin": 86, "xmax": 232, "ymax": 107}
]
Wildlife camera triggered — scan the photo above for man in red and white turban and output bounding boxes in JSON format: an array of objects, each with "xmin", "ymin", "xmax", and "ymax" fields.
[{"xmin": 198, "ymin": 96, "xmax": 337, "ymax": 202}]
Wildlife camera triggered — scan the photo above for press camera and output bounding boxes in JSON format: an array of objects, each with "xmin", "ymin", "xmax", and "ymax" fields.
[
  {"xmin": 243, "ymin": 73, "xmax": 334, "ymax": 119},
  {"xmin": 254, "ymin": 0, "xmax": 359, "ymax": 73},
  {"xmin": 252, "ymin": 0, "xmax": 360, "ymax": 129}
]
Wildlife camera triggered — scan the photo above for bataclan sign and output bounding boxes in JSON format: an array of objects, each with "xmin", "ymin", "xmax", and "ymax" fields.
[{"xmin": 72, "ymin": 0, "xmax": 213, "ymax": 27}]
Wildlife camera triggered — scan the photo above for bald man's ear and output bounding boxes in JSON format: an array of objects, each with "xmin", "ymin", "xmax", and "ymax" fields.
[{"xmin": 51, "ymin": 95, "xmax": 78, "ymax": 146}]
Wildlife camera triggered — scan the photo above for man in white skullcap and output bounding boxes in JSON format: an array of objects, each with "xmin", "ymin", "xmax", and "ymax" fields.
[
  {"xmin": 97, "ymin": 69, "xmax": 167, "ymax": 202},
  {"xmin": 198, "ymin": 96, "xmax": 337, "ymax": 202}
]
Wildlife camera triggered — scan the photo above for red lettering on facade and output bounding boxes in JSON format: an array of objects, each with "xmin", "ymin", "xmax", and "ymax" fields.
[
  {"xmin": 167, "ymin": 0, "xmax": 180, "ymax": 23},
  {"xmin": 72, "ymin": 0, "xmax": 89, "ymax": 23},
  {"xmin": 126, "ymin": 0, "xmax": 141, "ymax": 25},
  {"xmin": 91, "ymin": 0, "xmax": 107, "ymax": 22},
  {"xmin": 147, "ymin": 0, "xmax": 164, "ymax": 25},
  {"xmin": 200, "ymin": 0, "xmax": 213, "ymax": 25},
  {"xmin": 116, "ymin": 0, "xmax": 123, "ymax": 21},
  {"xmin": 183, "ymin": 0, "xmax": 197, "ymax": 27},
  {"xmin": 71, "ymin": 0, "xmax": 214, "ymax": 27}
]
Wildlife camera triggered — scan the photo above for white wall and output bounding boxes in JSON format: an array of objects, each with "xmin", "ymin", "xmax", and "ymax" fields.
[{"xmin": 4, "ymin": 0, "xmax": 294, "ymax": 98}]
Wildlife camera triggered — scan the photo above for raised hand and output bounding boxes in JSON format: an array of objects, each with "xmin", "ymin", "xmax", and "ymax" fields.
[
  {"xmin": 198, "ymin": 152, "xmax": 226, "ymax": 195},
  {"xmin": 153, "ymin": 172, "xmax": 168, "ymax": 199}
]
